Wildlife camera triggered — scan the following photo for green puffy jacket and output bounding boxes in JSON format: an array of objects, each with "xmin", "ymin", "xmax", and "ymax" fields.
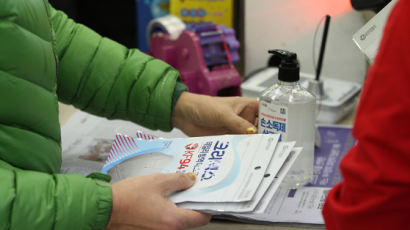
[{"xmin": 0, "ymin": 0, "xmax": 186, "ymax": 229}]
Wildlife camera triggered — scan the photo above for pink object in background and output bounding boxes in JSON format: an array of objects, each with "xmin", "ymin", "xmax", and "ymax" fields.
[{"xmin": 149, "ymin": 24, "xmax": 242, "ymax": 96}]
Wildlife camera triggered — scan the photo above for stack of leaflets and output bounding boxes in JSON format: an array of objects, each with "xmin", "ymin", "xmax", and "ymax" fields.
[
  {"xmin": 62, "ymin": 111, "xmax": 355, "ymax": 224},
  {"xmin": 101, "ymin": 133, "xmax": 302, "ymax": 214}
]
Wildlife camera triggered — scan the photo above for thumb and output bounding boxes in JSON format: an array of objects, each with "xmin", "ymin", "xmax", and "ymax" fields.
[
  {"xmin": 222, "ymin": 113, "xmax": 257, "ymax": 134},
  {"xmin": 160, "ymin": 172, "xmax": 197, "ymax": 195}
]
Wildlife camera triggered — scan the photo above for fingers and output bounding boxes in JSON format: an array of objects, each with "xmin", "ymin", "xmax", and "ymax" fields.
[
  {"xmin": 177, "ymin": 122, "xmax": 229, "ymax": 137},
  {"xmin": 175, "ymin": 208, "xmax": 212, "ymax": 229},
  {"xmin": 238, "ymin": 100, "xmax": 259, "ymax": 123},
  {"xmin": 155, "ymin": 173, "xmax": 211, "ymax": 229},
  {"xmin": 222, "ymin": 112, "xmax": 257, "ymax": 134},
  {"xmin": 222, "ymin": 97, "xmax": 258, "ymax": 134},
  {"xmin": 159, "ymin": 172, "xmax": 197, "ymax": 195},
  {"xmin": 174, "ymin": 94, "xmax": 259, "ymax": 136}
]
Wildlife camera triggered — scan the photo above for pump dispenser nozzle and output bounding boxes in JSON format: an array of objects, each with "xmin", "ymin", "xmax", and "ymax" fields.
[
  {"xmin": 259, "ymin": 48, "xmax": 316, "ymax": 188},
  {"xmin": 268, "ymin": 49, "xmax": 300, "ymax": 82}
]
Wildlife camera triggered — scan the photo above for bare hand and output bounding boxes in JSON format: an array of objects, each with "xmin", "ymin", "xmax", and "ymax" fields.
[
  {"xmin": 172, "ymin": 92, "xmax": 258, "ymax": 136},
  {"xmin": 107, "ymin": 173, "xmax": 211, "ymax": 230}
]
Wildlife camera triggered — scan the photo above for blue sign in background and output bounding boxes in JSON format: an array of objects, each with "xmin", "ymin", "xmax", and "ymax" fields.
[{"xmin": 308, "ymin": 126, "xmax": 356, "ymax": 188}]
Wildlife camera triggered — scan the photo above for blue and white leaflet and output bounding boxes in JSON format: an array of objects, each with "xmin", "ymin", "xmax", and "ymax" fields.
[
  {"xmin": 101, "ymin": 134, "xmax": 281, "ymax": 203},
  {"xmin": 179, "ymin": 143, "xmax": 299, "ymax": 213}
]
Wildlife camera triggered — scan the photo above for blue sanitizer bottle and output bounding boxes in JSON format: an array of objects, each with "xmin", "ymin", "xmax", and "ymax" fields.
[{"xmin": 258, "ymin": 49, "xmax": 316, "ymax": 188}]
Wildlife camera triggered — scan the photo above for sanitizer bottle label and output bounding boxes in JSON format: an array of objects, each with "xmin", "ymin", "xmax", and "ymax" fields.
[{"xmin": 258, "ymin": 101, "xmax": 288, "ymax": 141}]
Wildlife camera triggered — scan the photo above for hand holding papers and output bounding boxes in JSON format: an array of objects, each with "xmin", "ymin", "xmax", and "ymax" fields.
[
  {"xmin": 101, "ymin": 133, "xmax": 301, "ymax": 214},
  {"xmin": 62, "ymin": 111, "xmax": 355, "ymax": 225}
]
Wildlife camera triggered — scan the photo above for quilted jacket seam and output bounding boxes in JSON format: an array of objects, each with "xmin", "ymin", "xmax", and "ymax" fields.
[
  {"xmin": 0, "ymin": 121, "xmax": 60, "ymax": 144},
  {"xmin": 0, "ymin": 18, "xmax": 52, "ymax": 43},
  {"xmin": 70, "ymin": 37, "xmax": 103, "ymax": 106},
  {"xmin": 0, "ymin": 69, "xmax": 55, "ymax": 95}
]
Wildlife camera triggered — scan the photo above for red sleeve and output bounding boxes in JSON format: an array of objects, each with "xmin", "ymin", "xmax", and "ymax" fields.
[{"xmin": 322, "ymin": 0, "xmax": 410, "ymax": 229}]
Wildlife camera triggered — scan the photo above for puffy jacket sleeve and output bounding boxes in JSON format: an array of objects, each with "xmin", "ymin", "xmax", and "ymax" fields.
[
  {"xmin": 49, "ymin": 5, "xmax": 186, "ymax": 131},
  {"xmin": 0, "ymin": 160, "xmax": 112, "ymax": 230}
]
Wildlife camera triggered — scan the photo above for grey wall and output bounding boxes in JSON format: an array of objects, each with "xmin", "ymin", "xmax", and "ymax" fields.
[{"xmin": 244, "ymin": 0, "xmax": 368, "ymax": 83}]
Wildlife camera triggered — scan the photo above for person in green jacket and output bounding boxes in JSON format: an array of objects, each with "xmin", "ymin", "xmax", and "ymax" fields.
[{"xmin": 0, "ymin": 1, "xmax": 258, "ymax": 230}]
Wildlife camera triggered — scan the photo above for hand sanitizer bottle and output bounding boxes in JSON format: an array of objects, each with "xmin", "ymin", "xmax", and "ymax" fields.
[{"xmin": 258, "ymin": 49, "xmax": 316, "ymax": 188}]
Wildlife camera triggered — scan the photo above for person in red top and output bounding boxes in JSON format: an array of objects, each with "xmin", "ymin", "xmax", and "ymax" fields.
[{"xmin": 323, "ymin": 0, "xmax": 410, "ymax": 229}]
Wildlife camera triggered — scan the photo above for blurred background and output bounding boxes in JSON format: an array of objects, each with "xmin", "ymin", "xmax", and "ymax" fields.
[{"xmin": 49, "ymin": 0, "xmax": 390, "ymax": 90}]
